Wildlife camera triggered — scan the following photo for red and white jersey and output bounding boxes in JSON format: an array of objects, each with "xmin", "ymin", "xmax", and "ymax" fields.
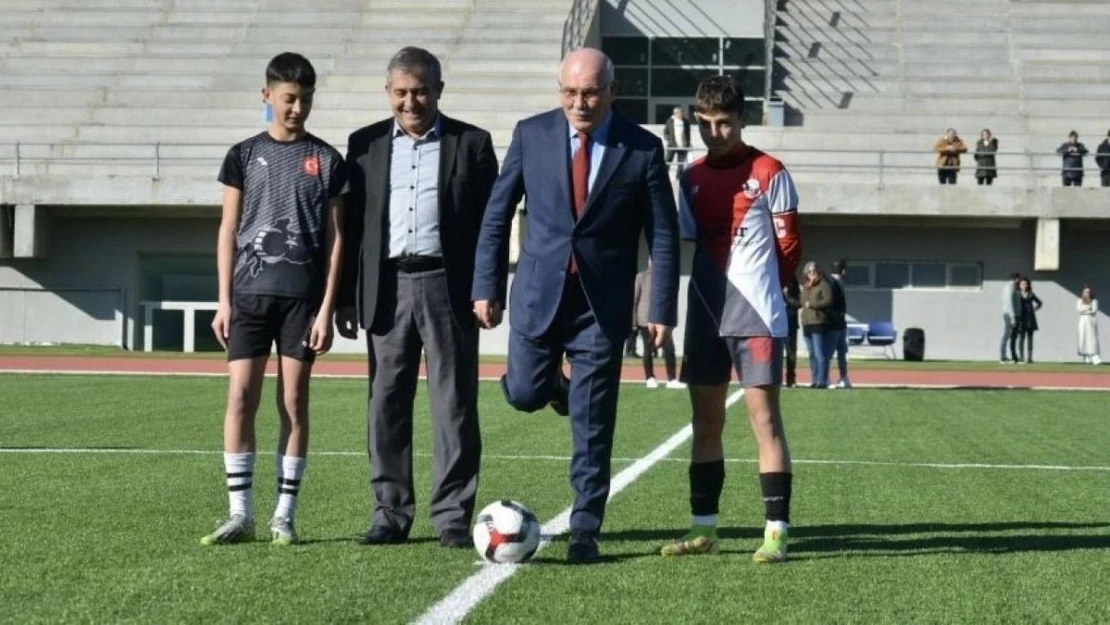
[{"xmin": 679, "ymin": 146, "xmax": 802, "ymax": 338}]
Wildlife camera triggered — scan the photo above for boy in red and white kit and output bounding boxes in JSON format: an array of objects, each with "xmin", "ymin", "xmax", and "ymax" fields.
[{"xmin": 661, "ymin": 76, "xmax": 801, "ymax": 563}]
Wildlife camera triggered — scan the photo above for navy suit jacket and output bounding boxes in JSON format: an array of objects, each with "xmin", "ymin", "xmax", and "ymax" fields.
[{"xmin": 472, "ymin": 109, "xmax": 679, "ymax": 341}]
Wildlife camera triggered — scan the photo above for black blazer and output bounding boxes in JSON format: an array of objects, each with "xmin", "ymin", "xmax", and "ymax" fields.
[{"xmin": 339, "ymin": 114, "xmax": 499, "ymax": 331}]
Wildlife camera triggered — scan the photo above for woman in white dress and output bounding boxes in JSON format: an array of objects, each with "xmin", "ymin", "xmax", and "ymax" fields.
[{"xmin": 1077, "ymin": 284, "xmax": 1101, "ymax": 365}]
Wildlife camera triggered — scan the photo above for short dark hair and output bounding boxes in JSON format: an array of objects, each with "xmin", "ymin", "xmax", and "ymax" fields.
[
  {"xmin": 833, "ymin": 260, "xmax": 847, "ymax": 275},
  {"xmin": 387, "ymin": 46, "xmax": 443, "ymax": 85},
  {"xmin": 1069, "ymin": 130, "xmax": 1079, "ymax": 138},
  {"xmin": 695, "ymin": 75, "xmax": 744, "ymax": 117},
  {"xmin": 266, "ymin": 52, "xmax": 316, "ymax": 88}
]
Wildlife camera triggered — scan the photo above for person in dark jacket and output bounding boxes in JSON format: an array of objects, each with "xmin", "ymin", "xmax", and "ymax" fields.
[
  {"xmin": 829, "ymin": 260, "xmax": 851, "ymax": 388},
  {"xmin": 1095, "ymin": 130, "xmax": 1110, "ymax": 188},
  {"xmin": 974, "ymin": 128, "xmax": 998, "ymax": 185},
  {"xmin": 800, "ymin": 261, "xmax": 835, "ymax": 388},
  {"xmin": 633, "ymin": 265, "xmax": 680, "ymax": 388},
  {"xmin": 1014, "ymin": 277, "xmax": 1043, "ymax": 364},
  {"xmin": 782, "ymin": 274, "xmax": 801, "ymax": 388},
  {"xmin": 1056, "ymin": 131, "xmax": 1089, "ymax": 187}
]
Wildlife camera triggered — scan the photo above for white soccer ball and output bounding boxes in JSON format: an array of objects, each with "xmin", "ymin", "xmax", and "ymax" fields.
[{"xmin": 472, "ymin": 500, "xmax": 541, "ymax": 564}]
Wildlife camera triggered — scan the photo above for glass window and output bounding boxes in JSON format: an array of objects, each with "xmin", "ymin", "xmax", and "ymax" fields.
[
  {"xmin": 744, "ymin": 100, "xmax": 764, "ymax": 125},
  {"xmin": 614, "ymin": 67, "xmax": 648, "ymax": 97},
  {"xmin": 949, "ymin": 263, "xmax": 982, "ymax": 287},
  {"xmin": 650, "ymin": 67, "xmax": 718, "ymax": 97},
  {"xmin": 613, "ymin": 98, "xmax": 648, "ymax": 124},
  {"xmin": 911, "ymin": 263, "xmax": 947, "ymax": 288},
  {"xmin": 651, "ymin": 37, "xmax": 720, "ymax": 66},
  {"xmin": 875, "ymin": 262, "xmax": 910, "ymax": 289},
  {"xmin": 727, "ymin": 69, "xmax": 766, "ymax": 97},
  {"xmin": 724, "ymin": 38, "xmax": 766, "ymax": 66},
  {"xmin": 843, "ymin": 264, "xmax": 871, "ymax": 288},
  {"xmin": 602, "ymin": 36, "xmax": 649, "ymax": 65}
]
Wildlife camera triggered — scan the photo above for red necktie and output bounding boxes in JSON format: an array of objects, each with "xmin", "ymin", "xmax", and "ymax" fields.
[
  {"xmin": 569, "ymin": 131, "xmax": 590, "ymax": 274},
  {"xmin": 572, "ymin": 131, "xmax": 590, "ymax": 218}
]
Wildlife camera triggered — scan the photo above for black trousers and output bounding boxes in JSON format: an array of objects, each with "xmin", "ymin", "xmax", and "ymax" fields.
[{"xmin": 938, "ymin": 169, "xmax": 957, "ymax": 184}]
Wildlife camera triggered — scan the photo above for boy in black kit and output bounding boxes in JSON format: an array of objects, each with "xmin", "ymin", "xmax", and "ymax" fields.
[{"xmin": 201, "ymin": 52, "xmax": 347, "ymax": 546}]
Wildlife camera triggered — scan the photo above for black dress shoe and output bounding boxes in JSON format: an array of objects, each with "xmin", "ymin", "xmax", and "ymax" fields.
[
  {"xmin": 356, "ymin": 525, "xmax": 407, "ymax": 545},
  {"xmin": 566, "ymin": 530, "xmax": 600, "ymax": 564},
  {"xmin": 439, "ymin": 529, "xmax": 473, "ymax": 549},
  {"xmin": 549, "ymin": 373, "xmax": 570, "ymax": 417}
]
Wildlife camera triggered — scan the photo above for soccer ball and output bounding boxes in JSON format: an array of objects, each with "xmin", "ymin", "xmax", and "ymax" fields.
[{"xmin": 472, "ymin": 500, "xmax": 541, "ymax": 564}]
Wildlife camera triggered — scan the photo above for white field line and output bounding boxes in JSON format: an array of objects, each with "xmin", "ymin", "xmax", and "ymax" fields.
[
  {"xmin": 3, "ymin": 447, "xmax": 1109, "ymax": 473},
  {"xmin": 1, "ymin": 369, "xmax": 1108, "ymax": 392},
  {"xmin": 410, "ymin": 387, "xmax": 731, "ymax": 625}
]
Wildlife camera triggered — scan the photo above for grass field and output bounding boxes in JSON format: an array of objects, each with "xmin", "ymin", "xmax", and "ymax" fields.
[{"xmin": 2, "ymin": 373, "xmax": 1109, "ymax": 624}]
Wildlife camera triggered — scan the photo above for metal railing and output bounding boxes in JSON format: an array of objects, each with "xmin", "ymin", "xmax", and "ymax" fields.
[
  {"xmin": 561, "ymin": 0, "xmax": 598, "ymax": 58},
  {"xmin": 0, "ymin": 142, "xmax": 1106, "ymax": 188},
  {"xmin": 662, "ymin": 147, "xmax": 1109, "ymax": 188}
]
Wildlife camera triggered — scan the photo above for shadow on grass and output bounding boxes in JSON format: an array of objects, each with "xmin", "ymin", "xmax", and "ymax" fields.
[{"xmin": 594, "ymin": 522, "xmax": 1110, "ymax": 559}]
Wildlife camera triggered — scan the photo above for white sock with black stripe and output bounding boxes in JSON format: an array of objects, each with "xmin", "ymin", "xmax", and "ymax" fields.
[
  {"xmin": 274, "ymin": 455, "xmax": 305, "ymax": 521},
  {"xmin": 224, "ymin": 452, "xmax": 256, "ymax": 519}
]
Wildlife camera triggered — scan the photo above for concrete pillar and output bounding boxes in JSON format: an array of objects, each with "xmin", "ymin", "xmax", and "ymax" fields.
[
  {"xmin": 1034, "ymin": 218, "xmax": 1060, "ymax": 272},
  {"xmin": 0, "ymin": 206, "xmax": 12, "ymax": 259},
  {"xmin": 14, "ymin": 204, "xmax": 48, "ymax": 259}
]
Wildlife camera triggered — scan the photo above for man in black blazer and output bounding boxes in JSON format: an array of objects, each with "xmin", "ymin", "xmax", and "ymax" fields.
[{"xmin": 336, "ymin": 47, "xmax": 499, "ymax": 548}]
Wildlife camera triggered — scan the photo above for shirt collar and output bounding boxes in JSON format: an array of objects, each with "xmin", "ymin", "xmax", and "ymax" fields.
[
  {"xmin": 392, "ymin": 114, "xmax": 442, "ymax": 140},
  {"xmin": 568, "ymin": 111, "xmax": 613, "ymax": 144}
]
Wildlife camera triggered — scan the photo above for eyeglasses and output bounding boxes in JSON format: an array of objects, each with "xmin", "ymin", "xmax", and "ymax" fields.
[{"xmin": 559, "ymin": 86, "xmax": 607, "ymax": 102}]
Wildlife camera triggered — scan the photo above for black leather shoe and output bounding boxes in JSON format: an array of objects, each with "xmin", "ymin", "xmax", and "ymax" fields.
[
  {"xmin": 566, "ymin": 530, "xmax": 600, "ymax": 564},
  {"xmin": 439, "ymin": 529, "xmax": 473, "ymax": 549},
  {"xmin": 356, "ymin": 525, "xmax": 407, "ymax": 545},
  {"xmin": 549, "ymin": 373, "xmax": 570, "ymax": 417}
]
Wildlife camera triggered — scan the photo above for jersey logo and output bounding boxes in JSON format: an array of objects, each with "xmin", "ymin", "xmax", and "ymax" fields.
[
  {"xmin": 302, "ymin": 155, "xmax": 320, "ymax": 176},
  {"xmin": 742, "ymin": 178, "xmax": 762, "ymax": 200},
  {"xmin": 256, "ymin": 157, "xmax": 268, "ymax": 167},
  {"xmin": 243, "ymin": 218, "xmax": 312, "ymax": 278}
]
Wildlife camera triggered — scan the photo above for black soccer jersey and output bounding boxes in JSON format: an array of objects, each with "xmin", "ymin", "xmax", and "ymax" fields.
[{"xmin": 218, "ymin": 132, "xmax": 348, "ymax": 300}]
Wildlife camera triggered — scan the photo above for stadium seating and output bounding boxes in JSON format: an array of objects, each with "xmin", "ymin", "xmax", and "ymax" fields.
[
  {"xmin": 755, "ymin": 0, "xmax": 1110, "ymax": 186},
  {"xmin": 0, "ymin": 0, "xmax": 573, "ymax": 181}
]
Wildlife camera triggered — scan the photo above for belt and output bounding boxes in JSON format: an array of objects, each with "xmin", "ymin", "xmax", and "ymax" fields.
[{"xmin": 387, "ymin": 255, "xmax": 444, "ymax": 273}]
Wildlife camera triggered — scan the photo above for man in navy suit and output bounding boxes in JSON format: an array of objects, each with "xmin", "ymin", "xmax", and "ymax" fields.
[{"xmin": 472, "ymin": 48, "xmax": 680, "ymax": 564}]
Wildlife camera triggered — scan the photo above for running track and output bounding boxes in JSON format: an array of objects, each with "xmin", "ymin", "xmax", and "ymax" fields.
[{"xmin": 0, "ymin": 355, "xmax": 1107, "ymax": 390}]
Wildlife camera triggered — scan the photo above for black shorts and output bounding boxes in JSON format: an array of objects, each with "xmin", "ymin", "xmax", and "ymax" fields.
[
  {"xmin": 680, "ymin": 293, "xmax": 783, "ymax": 388},
  {"xmin": 227, "ymin": 294, "xmax": 317, "ymax": 363}
]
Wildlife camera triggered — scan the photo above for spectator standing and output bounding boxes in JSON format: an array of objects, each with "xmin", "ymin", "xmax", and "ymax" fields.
[
  {"xmin": 1056, "ymin": 131, "xmax": 1088, "ymax": 187},
  {"xmin": 800, "ymin": 261, "xmax": 834, "ymax": 388},
  {"xmin": 934, "ymin": 128, "xmax": 967, "ymax": 184},
  {"xmin": 1077, "ymin": 284, "xmax": 1101, "ymax": 365},
  {"xmin": 1095, "ymin": 130, "xmax": 1110, "ymax": 188},
  {"xmin": 828, "ymin": 260, "xmax": 851, "ymax": 388},
  {"xmin": 1014, "ymin": 277, "xmax": 1042, "ymax": 364},
  {"xmin": 974, "ymin": 129, "xmax": 998, "ymax": 185}
]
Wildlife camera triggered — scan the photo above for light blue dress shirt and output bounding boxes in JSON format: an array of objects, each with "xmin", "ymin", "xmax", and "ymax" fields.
[
  {"xmin": 567, "ymin": 111, "xmax": 613, "ymax": 195},
  {"xmin": 388, "ymin": 117, "xmax": 442, "ymax": 258}
]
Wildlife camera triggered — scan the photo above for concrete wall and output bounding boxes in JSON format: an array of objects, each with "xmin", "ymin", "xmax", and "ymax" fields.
[
  {"xmin": 600, "ymin": 0, "xmax": 765, "ymax": 38},
  {"xmin": 0, "ymin": 210, "xmax": 216, "ymax": 349},
  {"xmin": 2, "ymin": 209, "xmax": 1107, "ymax": 363},
  {"xmin": 801, "ymin": 216, "xmax": 1110, "ymax": 363}
]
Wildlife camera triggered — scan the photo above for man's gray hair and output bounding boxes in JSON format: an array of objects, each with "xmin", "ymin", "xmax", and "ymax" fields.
[
  {"xmin": 559, "ymin": 49, "xmax": 615, "ymax": 84},
  {"xmin": 804, "ymin": 261, "xmax": 821, "ymax": 274},
  {"xmin": 386, "ymin": 46, "xmax": 442, "ymax": 84}
]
